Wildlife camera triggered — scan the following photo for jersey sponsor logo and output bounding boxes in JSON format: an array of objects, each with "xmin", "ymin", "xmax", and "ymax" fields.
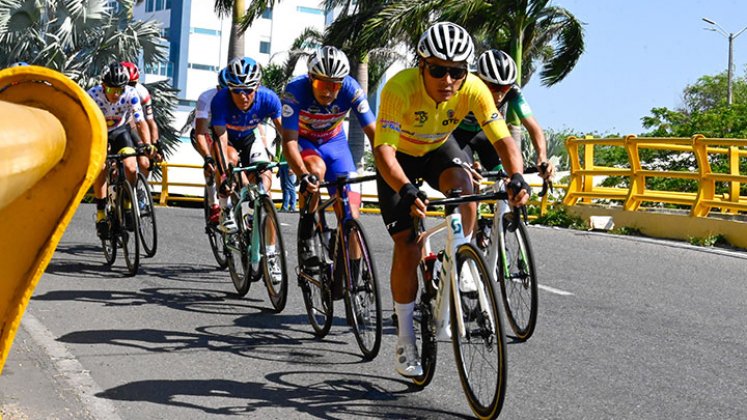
[
  {"xmin": 380, "ymin": 119, "xmax": 401, "ymax": 132},
  {"xmin": 414, "ymin": 111, "xmax": 428, "ymax": 126},
  {"xmin": 481, "ymin": 112, "xmax": 502, "ymax": 126},
  {"xmin": 441, "ymin": 109, "xmax": 459, "ymax": 126},
  {"xmin": 352, "ymin": 88, "xmax": 364, "ymax": 102},
  {"xmin": 281, "ymin": 91, "xmax": 299, "ymax": 105},
  {"xmin": 357, "ymin": 100, "xmax": 370, "ymax": 114},
  {"xmin": 282, "ymin": 104, "xmax": 294, "ymax": 118}
]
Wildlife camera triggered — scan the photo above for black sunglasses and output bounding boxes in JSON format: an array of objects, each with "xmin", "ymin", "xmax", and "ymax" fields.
[{"xmin": 425, "ymin": 62, "xmax": 468, "ymax": 80}]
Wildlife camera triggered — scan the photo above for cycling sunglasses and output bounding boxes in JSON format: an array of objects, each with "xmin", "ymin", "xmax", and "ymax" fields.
[
  {"xmin": 487, "ymin": 83, "xmax": 511, "ymax": 94},
  {"xmin": 104, "ymin": 85, "xmax": 124, "ymax": 95},
  {"xmin": 425, "ymin": 62, "xmax": 468, "ymax": 80},
  {"xmin": 311, "ymin": 77, "xmax": 343, "ymax": 92},
  {"xmin": 230, "ymin": 87, "xmax": 256, "ymax": 95}
]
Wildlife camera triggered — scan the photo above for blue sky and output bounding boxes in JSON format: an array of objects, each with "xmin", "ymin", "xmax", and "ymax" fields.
[{"xmin": 521, "ymin": 0, "xmax": 747, "ymax": 136}]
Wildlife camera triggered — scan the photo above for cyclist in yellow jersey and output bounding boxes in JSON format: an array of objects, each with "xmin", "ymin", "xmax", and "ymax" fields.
[{"xmin": 374, "ymin": 22, "xmax": 530, "ymax": 378}]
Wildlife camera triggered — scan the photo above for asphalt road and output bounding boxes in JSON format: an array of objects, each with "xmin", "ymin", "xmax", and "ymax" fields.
[{"xmin": 1, "ymin": 203, "xmax": 746, "ymax": 419}]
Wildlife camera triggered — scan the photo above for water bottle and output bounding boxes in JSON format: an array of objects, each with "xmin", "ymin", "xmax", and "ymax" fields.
[
  {"xmin": 423, "ymin": 253, "xmax": 438, "ymax": 297},
  {"xmin": 431, "ymin": 250, "xmax": 444, "ymax": 289}
]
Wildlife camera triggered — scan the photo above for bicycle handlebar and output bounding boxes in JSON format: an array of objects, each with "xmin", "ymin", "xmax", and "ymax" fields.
[
  {"xmin": 231, "ymin": 160, "xmax": 285, "ymax": 175},
  {"xmin": 319, "ymin": 173, "xmax": 377, "ymax": 189},
  {"xmin": 480, "ymin": 164, "xmax": 553, "ymax": 197}
]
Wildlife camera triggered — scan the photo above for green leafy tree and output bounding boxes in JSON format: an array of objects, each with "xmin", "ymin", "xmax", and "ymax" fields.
[{"xmin": 0, "ymin": 0, "xmax": 179, "ymax": 160}]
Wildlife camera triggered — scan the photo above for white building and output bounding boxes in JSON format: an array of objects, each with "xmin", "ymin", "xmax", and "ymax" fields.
[{"xmin": 132, "ymin": 0, "xmax": 329, "ymax": 131}]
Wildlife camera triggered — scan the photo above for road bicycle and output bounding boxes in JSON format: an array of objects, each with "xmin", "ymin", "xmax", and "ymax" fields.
[
  {"xmin": 222, "ymin": 161, "xmax": 288, "ymax": 312},
  {"xmin": 296, "ymin": 174, "xmax": 382, "ymax": 360},
  {"xmin": 472, "ymin": 164, "xmax": 551, "ymax": 341},
  {"xmin": 133, "ymin": 145, "xmax": 158, "ymax": 258},
  {"xmin": 411, "ymin": 189, "xmax": 508, "ymax": 419},
  {"xmin": 100, "ymin": 147, "xmax": 142, "ymax": 277},
  {"xmin": 203, "ymin": 175, "xmax": 228, "ymax": 270}
]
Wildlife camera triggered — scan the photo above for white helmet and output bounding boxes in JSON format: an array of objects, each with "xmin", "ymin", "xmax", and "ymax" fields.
[
  {"xmin": 307, "ymin": 46, "xmax": 350, "ymax": 80},
  {"xmin": 417, "ymin": 22, "xmax": 474, "ymax": 63},
  {"xmin": 476, "ymin": 50, "xmax": 517, "ymax": 86}
]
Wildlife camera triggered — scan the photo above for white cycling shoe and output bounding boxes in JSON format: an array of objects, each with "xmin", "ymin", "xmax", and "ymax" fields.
[
  {"xmin": 394, "ymin": 342, "xmax": 423, "ymax": 378},
  {"xmin": 459, "ymin": 267, "xmax": 478, "ymax": 293}
]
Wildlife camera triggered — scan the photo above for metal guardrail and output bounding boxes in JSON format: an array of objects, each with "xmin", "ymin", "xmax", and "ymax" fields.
[
  {"xmin": 563, "ymin": 134, "xmax": 747, "ymax": 217},
  {"xmin": 153, "ymin": 162, "xmax": 563, "ymax": 218}
]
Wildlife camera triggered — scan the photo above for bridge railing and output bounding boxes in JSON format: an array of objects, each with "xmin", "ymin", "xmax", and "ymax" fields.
[{"xmin": 563, "ymin": 134, "xmax": 747, "ymax": 217}]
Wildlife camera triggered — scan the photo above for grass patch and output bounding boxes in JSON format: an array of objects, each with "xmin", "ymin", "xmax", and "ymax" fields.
[
  {"xmin": 688, "ymin": 234, "xmax": 728, "ymax": 247},
  {"xmin": 611, "ymin": 226, "xmax": 643, "ymax": 236},
  {"xmin": 532, "ymin": 205, "xmax": 588, "ymax": 230}
]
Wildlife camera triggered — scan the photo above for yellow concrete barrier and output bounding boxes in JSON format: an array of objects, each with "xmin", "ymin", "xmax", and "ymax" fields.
[{"xmin": 0, "ymin": 66, "xmax": 106, "ymax": 372}]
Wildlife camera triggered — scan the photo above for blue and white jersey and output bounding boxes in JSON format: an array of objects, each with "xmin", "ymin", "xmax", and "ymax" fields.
[
  {"xmin": 87, "ymin": 85, "xmax": 145, "ymax": 132},
  {"xmin": 281, "ymin": 75, "xmax": 375, "ymax": 143},
  {"xmin": 210, "ymin": 86, "xmax": 282, "ymax": 141}
]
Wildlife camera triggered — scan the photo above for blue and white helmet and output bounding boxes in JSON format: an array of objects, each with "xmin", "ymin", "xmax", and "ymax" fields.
[
  {"xmin": 307, "ymin": 46, "xmax": 350, "ymax": 80},
  {"xmin": 217, "ymin": 67, "xmax": 230, "ymax": 89},
  {"xmin": 417, "ymin": 22, "xmax": 474, "ymax": 63},
  {"xmin": 226, "ymin": 57, "xmax": 262, "ymax": 89}
]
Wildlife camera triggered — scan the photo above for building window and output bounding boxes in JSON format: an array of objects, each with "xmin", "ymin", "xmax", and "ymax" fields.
[
  {"xmin": 188, "ymin": 63, "xmax": 221, "ymax": 72},
  {"xmin": 191, "ymin": 27, "xmax": 221, "ymax": 36},
  {"xmin": 146, "ymin": 0, "xmax": 170, "ymax": 12},
  {"xmin": 146, "ymin": 0, "xmax": 154, "ymax": 12},
  {"xmin": 297, "ymin": 6, "xmax": 324, "ymax": 15},
  {"xmin": 106, "ymin": 1, "xmax": 119, "ymax": 13},
  {"xmin": 259, "ymin": 41, "xmax": 271, "ymax": 54},
  {"xmin": 261, "ymin": 8, "xmax": 272, "ymax": 19}
]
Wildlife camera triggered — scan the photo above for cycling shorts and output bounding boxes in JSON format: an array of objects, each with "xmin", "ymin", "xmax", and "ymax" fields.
[
  {"xmin": 376, "ymin": 138, "xmax": 469, "ymax": 235},
  {"xmin": 108, "ymin": 124, "xmax": 136, "ymax": 155},
  {"xmin": 299, "ymin": 134, "xmax": 357, "ymax": 198},
  {"xmin": 451, "ymin": 127, "xmax": 501, "ymax": 170},
  {"xmin": 229, "ymin": 134, "xmax": 270, "ymax": 167}
]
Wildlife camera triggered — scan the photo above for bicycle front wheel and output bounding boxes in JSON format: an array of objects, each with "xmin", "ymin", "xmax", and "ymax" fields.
[
  {"xmin": 342, "ymin": 219, "xmax": 382, "ymax": 360},
  {"xmin": 498, "ymin": 213, "xmax": 538, "ymax": 341},
  {"xmin": 203, "ymin": 186, "xmax": 228, "ymax": 269},
  {"xmin": 226, "ymin": 205, "xmax": 250, "ymax": 296},
  {"xmin": 117, "ymin": 182, "xmax": 141, "ymax": 277},
  {"xmin": 135, "ymin": 172, "xmax": 158, "ymax": 257},
  {"xmin": 102, "ymin": 206, "xmax": 117, "ymax": 265},
  {"xmin": 297, "ymin": 212, "xmax": 333, "ymax": 337},
  {"xmin": 260, "ymin": 196, "xmax": 288, "ymax": 313},
  {"xmin": 451, "ymin": 243, "xmax": 507, "ymax": 420},
  {"xmin": 412, "ymin": 262, "xmax": 438, "ymax": 388}
]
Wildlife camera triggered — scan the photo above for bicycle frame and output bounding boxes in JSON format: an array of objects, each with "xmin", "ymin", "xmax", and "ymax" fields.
[{"xmin": 417, "ymin": 202, "xmax": 497, "ymax": 341}]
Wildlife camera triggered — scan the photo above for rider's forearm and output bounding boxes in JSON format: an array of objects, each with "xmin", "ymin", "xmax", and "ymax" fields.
[
  {"xmin": 492, "ymin": 137, "xmax": 524, "ymax": 175},
  {"xmin": 281, "ymin": 129, "xmax": 307, "ymax": 177},
  {"xmin": 148, "ymin": 118, "xmax": 159, "ymax": 142},
  {"xmin": 523, "ymin": 116, "xmax": 548, "ymax": 163},
  {"xmin": 373, "ymin": 145, "xmax": 410, "ymax": 192},
  {"xmin": 137, "ymin": 120, "xmax": 151, "ymax": 145}
]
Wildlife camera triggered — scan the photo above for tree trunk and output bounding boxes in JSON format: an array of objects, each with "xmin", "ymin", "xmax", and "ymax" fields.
[
  {"xmin": 348, "ymin": 54, "xmax": 369, "ymax": 170},
  {"xmin": 227, "ymin": 0, "xmax": 246, "ymax": 62}
]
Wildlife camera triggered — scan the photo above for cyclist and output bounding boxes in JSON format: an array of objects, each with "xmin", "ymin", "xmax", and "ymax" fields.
[
  {"xmin": 281, "ymin": 46, "xmax": 376, "ymax": 266},
  {"xmin": 453, "ymin": 49, "xmax": 555, "ymax": 178},
  {"xmin": 373, "ymin": 22, "xmax": 530, "ymax": 378},
  {"xmin": 88, "ymin": 61, "xmax": 151, "ymax": 238},
  {"xmin": 191, "ymin": 67, "xmax": 231, "ymax": 223},
  {"xmin": 210, "ymin": 56, "xmax": 282, "ymax": 233},
  {"xmin": 121, "ymin": 61, "xmax": 160, "ymax": 178}
]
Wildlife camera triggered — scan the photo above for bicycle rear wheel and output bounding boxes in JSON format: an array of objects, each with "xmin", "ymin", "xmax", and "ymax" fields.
[
  {"xmin": 102, "ymin": 207, "xmax": 117, "ymax": 265},
  {"xmin": 135, "ymin": 172, "xmax": 157, "ymax": 257},
  {"xmin": 203, "ymin": 186, "xmax": 228, "ymax": 269},
  {"xmin": 451, "ymin": 243, "xmax": 507, "ymax": 420},
  {"xmin": 117, "ymin": 182, "xmax": 141, "ymax": 277},
  {"xmin": 412, "ymin": 262, "xmax": 438, "ymax": 388},
  {"xmin": 298, "ymin": 212, "xmax": 333, "ymax": 337},
  {"xmin": 260, "ymin": 196, "xmax": 288, "ymax": 313},
  {"xmin": 498, "ymin": 212, "xmax": 538, "ymax": 341},
  {"xmin": 342, "ymin": 219, "xmax": 382, "ymax": 360}
]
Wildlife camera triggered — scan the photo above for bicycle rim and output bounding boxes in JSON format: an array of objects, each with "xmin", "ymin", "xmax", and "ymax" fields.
[
  {"xmin": 136, "ymin": 173, "xmax": 157, "ymax": 257},
  {"xmin": 452, "ymin": 243, "xmax": 507, "ymax": 420},
  {"xmin": 227, "ymin": 205, "xmax": 250, "ymax": 296},
  {"xmin": 204, "ymin": 186, "xmax": 228, "ymax": 269},
  {"xmin": 342, "ymin": 219, "xmax": 382, "ymax": 360},
  {"xmin": 298, "ymin": 214, "xmax": 333, "ymax": 337},
  {"xmin": 118, "ymin": 182, "xmax": 140, "ymax": 277},
  {"xmin": 412, "ymin": 263, "xmax": 438, "ymax": 388},
  {"xmin": 260, "ymin": 197, "xmax": 288, "ymax": 313},
  {"xmin": 102, "ymin": 209, "xmax": 117, "ymax": 265},
  {"xmin": 499, "ymin": 215, "xmax": 538, "ymax": 341}
]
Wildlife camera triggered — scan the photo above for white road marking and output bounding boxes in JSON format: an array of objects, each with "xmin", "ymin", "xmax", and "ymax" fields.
[
  {"xmin": 21, "ymin": 313, "xmax": 122, "ymax": 420},
  {"xmin": 538, "ymin": 284, "xmax": 574, "ymax": 296}
]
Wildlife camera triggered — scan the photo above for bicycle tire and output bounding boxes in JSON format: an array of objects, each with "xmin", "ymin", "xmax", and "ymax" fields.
[
  {"xmin": 102, "ymin": 206, "xmax": 117, "ymax": 265},
  {"xmin": 451, "ymin": 243, "xmax": 507, "ymax": 420},
  {"xmin": 117, "ymin": 181, "xmax": 141, "ymax": 277},
  {"xmin": 411, "ymin": 262, "xmax": 438, "ymax": 388},
  {"xmin": 342, "ymin": 218, "xmax": 382, "ymax": 360},
  {"xmin": 260, "ymin": 196, "xmax": 288, "ymax": 313},
  {"xmin": 135, "ymin": 172, "xmax": 158, "ymax": 257},
  {"xmin": 203, "ymin": 186, "xmax": 228, "ymax": 269},
  {"xmin": 498, "ymin": 213, "xmax": 538, "ymax": 341},
  {"xmin": 226, "ymin": 201, "xmax": 250, "ymax": 296},
  {"xmin": 298, "ymin": 211, "xmax": 333, "ymax": 337}
]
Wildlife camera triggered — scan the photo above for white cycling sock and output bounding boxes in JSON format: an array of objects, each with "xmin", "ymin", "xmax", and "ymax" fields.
[
  {"xmin": 395, "ymin": 301, "xmax": 416, "ymax": 346},
  {"xmin": 266, "ymin": 245, "xmax": 276, "ymax": 254},
  {"xmin": 219, "ymin": 196, "xmax": 228, "ymax": 209},
  {"xmin": 205, "ymin": 176, "xmax": 217, "ymax": 206}
]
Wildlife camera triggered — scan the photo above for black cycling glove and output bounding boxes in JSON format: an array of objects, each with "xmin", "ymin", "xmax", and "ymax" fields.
[
  {"xmin": 507, "ymin": 173, "xmax": 531, "ymax": 197},
  {"xmin": 399, "ymin": 183, "xmax": 426, "ymax": 211},
  {"xmin": 299, "ymin": 173, "xmax": 318, "ymax": 194}
]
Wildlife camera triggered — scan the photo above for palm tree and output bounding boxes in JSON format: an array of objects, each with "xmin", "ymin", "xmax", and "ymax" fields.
[
  {"xmin": 0, "ymin": 0, "xmax": 179, "ymax": 159},
  {"xmin": 214, "ymin": 0, "xmax": 246, "ymax": 62}
]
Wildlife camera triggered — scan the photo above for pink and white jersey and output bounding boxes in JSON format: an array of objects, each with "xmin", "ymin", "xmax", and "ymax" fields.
[
  {"xmin": 192, "ymin": 87, "xmax": 219, "ymax": 128},
  {"xmin": 87, "ymin": 85, "xmax": 145, "ymax": 131}
]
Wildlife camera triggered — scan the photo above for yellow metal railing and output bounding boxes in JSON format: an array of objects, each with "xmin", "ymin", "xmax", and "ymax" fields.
[{"xmin": 563, "ymin": 134, "xmax": 747, "ymax": 217}]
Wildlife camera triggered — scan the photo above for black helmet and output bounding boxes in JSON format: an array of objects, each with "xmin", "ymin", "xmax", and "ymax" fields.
[{"xmin": 102, "ymin": 62, "xmax": 129, "ymax": 87}]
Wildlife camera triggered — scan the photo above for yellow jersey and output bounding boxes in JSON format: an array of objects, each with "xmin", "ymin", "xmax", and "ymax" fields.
[{"xmin": 375, "ymin": 68, "xmax": 511, "ymax": 157}]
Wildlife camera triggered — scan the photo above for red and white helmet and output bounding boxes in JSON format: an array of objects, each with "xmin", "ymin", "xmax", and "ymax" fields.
[{"xmin": 120, "ymin": 61, "xmax": 140, "ymax": 83}]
